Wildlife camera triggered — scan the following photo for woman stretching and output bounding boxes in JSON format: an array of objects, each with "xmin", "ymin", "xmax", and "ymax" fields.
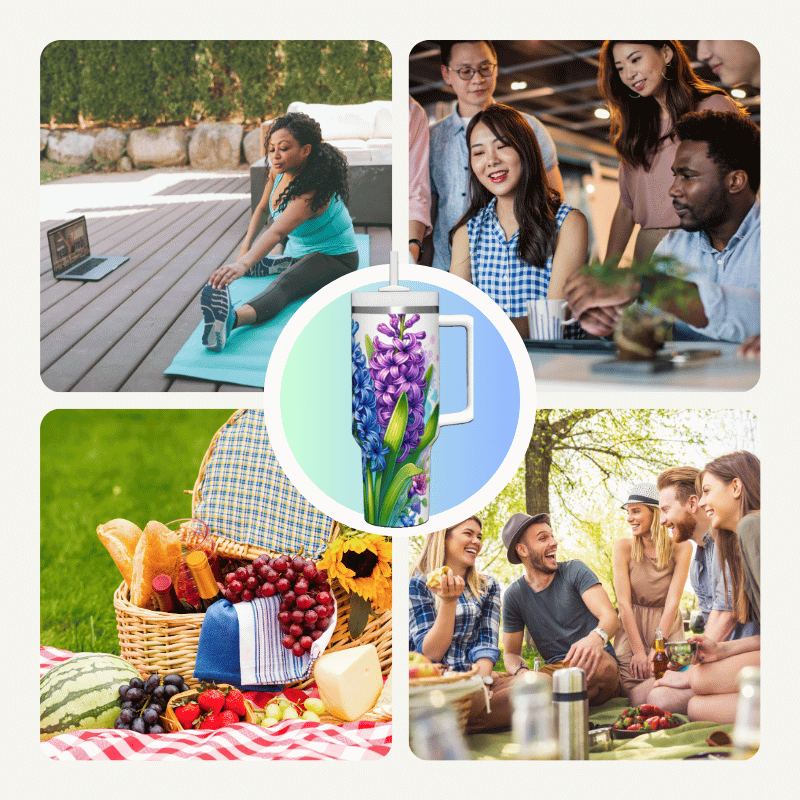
[
  {"xmin": 449, "ymin": 103, "xmax": 587, "ymax": 338},
  {"xmin": 598, "ymin": 40, "xmax": 740, "ymax": 263},
  {"xmin": 687, "ymin": 452, "xmax": 760, "ymax": 723},
  {"xmin": 409, "ymin": 518, "xmax": 513, "ymax": 732},
  {"xmin": 200, "ymin": 112, "xmax": 358, "ymax": 351},
  {"xmin": 613, "ymin": 482, "xmax": 691, "ymax": 705}
]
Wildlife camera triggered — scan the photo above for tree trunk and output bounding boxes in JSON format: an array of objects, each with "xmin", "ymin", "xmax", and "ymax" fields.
[{"xmin": 525, "ymin": 420, "xmax": 553, "ymax": 515}]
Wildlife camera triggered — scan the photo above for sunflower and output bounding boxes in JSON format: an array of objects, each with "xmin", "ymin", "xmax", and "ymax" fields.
[{"xmin": 318, "ymin": 532, "xmax": 392, "ymax": 612}]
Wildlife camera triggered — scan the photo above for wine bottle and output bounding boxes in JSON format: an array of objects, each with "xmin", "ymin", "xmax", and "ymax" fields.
[
  {"xmin": 152, "ymin": 573, "xmax": 183, "ymax": 614},
  {"xmin": 185, "ymin": 550, "xmax": 223, "ymax": 611}
]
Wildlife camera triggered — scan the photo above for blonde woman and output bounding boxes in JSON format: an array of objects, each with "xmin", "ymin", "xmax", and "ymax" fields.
[
  {"xmin": 409, "ymin": 517, "xmax": 513, "ymax": 732},
  {"xmin": 613, "ymin": 483, "xmax": 692, "ymax": 705}
]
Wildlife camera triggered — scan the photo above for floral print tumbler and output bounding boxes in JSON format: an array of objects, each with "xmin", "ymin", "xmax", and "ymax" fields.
[{"xmin": 352, "ymin": 255, "xmax": 474, "ymax": 527}]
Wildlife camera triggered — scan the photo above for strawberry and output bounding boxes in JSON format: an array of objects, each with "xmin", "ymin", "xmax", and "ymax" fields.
[
  {"xmin": 223, "ymin": 689, "xmax": 247, "ymax": 717},
  {"xmin": 645, "ymin": 715, "xmax": 661, "ymax": 730},
  {"xmin": 199, "ymin": 712, "xmax": 223, "ymax": 730},
  {"xmin": 198, "ymin": 689, "xmax": 225, "ymax": 714},
  {"xmin": 639, "ymin": 704, "xmax": 665, "ymax": 718},
  {"xmin": 174, "ymin": 702, "xmax": 201, "ymax": 729},
  {"xmin": 218, "ymin": 710, "xmax": 240, "ymax": 727}
]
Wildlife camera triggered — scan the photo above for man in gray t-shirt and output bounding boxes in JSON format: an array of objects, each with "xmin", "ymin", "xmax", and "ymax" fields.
[{"xmin": 501, "ymin": 513, "xmax": 621, "ymax": 705}]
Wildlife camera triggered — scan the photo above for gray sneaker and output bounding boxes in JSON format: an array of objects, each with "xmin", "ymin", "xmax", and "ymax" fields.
[
  {"xmin": 247, "ymin": 254, "xmax": 295, "ymax": 276},
  {"xmin": 200, "ymin": 284, "xmax": 235, "ymax": 352}
]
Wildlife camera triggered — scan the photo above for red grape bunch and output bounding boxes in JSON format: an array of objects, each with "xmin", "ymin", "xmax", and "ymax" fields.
[{"xmin": 222, "ymin": 554, "xmax": 335, "ymax": 658}]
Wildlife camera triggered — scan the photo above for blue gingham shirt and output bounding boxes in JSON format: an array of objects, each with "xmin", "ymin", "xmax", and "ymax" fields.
[
  {"xmin": 429, "ymin": 105, "xmax": 558, "ymax": 271},
  {"xmin": 409, "ymin": 571, "xmax": 501, "ymax": 672},
  {"xmin": 653, "ymin": 198, "xmax": 759, "ymax": 342},
  {"xmin": 467, "ymin": 198, "xmax": 572, "ymax": 318}
]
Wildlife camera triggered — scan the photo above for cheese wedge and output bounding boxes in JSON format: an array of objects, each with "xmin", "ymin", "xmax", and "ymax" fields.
[{"xmin": 313, "ymin": 644, "xmax": 383, "ymax": 722}]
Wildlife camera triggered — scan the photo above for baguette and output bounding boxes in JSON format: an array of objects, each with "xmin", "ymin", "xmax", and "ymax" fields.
[
  {"xmin": 96, "ymin": 518, "xmax": 142, "ymax": 587},
  {"xmin": 130, "ymin": 521, "xmax": 182, "ymax": 609}
]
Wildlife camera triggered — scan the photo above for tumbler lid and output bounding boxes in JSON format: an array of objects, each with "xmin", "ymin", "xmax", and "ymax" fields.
[
  {"xmin": 552, "ymin": 667, "xmax": 587, "ymax": 694},
  {"xmin": 351, "ymin": 252, "xmax": 438, "ymax": 310}
]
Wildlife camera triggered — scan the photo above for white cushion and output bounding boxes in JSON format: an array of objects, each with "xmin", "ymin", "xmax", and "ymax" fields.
[{"xmin": 287, "ymin": 100, "xmax": 392, "ymax": 141}]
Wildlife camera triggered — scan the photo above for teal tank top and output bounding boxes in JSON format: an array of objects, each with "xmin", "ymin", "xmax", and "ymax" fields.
[{"xmin": 269, "ymin": 173, "xmax": 357, "ymax": 258}]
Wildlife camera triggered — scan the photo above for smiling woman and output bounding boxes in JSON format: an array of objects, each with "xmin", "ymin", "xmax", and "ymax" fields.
[
  {"xmin": 409, "ymin": 519, "xmax": 518, "ymax": 732},
  {"xmin": 598, "ymin": 39, "xmax": 742, "ymax": 263},
  {"xmin": 612, "ymin": 482, "xmax": 691, "ymax": 705},
  {"xmin": 449, "ymin": 103, "xmax": 588, "ymax": 338}
]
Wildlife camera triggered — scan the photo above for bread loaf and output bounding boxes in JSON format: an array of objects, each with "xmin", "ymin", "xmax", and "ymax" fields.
[
  {"xmin": 130, "ymin": 521, "xmax": 182, "ymax": 609},
  {"xmin": 96, "ymin": 519, "xmax": 142, "ymax": 587}
]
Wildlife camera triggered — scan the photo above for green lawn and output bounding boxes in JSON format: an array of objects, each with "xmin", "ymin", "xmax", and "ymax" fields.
[{"xmin": 40, "ymin": 409, "xmax": 236, "ymax": 654}]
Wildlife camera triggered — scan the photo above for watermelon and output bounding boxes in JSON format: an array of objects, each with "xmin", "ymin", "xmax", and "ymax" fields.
[{"xmin": 40, "ymin": 653, "xmax": 142, "ymax": 740}]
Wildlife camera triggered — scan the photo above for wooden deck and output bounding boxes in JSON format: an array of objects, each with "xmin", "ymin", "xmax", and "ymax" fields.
[{"xmin": 40, "ymin": 167, "xmax": 391, "ymax": 392}]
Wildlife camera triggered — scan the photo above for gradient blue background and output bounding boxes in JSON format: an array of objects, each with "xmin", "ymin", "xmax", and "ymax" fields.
[{"xmin": 279, "ymin": 279, "xmax": 521, "ymax": 517}]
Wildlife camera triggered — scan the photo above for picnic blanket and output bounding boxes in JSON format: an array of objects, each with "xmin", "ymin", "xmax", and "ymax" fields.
[
  {"xmin": 465, "ymin": 697, "xmax": 735, "ymax": 760},
  {"xmin": 164, "ymin": 233, "xmax": 370, "ymax": 387},
  {"xmin": 40, "ymin": 647, "xmax": 391, "ymax": 761}
]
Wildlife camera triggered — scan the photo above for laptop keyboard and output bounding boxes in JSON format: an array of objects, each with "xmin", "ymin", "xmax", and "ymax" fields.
[{"xmin": 67, "ymin": 257, "xmax": 105, "ymax": 276}]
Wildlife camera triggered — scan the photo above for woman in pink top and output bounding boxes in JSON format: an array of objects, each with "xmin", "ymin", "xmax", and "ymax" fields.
[{"xmin": 598, "ymin": 40, "xmax": 741, "ymax": 263}]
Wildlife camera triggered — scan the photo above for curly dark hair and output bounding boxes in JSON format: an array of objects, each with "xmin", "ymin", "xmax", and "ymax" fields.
[
  {"xmin": 675, "ymin": 110, "xmax": 761, "ymax": 193},
  {"xmin": 450, "ymin": 104, "xmax": 562, "ymax": 267},
  {"xmin": 598, "ymin": 41, "xmax": 738, "ymax": 170},
  {"xmin": 265, "ymin": 112, "xmax": 350, "ymax": 213}
]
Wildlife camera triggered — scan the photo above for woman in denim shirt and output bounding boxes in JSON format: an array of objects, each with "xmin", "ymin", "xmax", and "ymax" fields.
[{"xmin": 409, "ymin": 517, "xmax": 515, "ymax": 732}]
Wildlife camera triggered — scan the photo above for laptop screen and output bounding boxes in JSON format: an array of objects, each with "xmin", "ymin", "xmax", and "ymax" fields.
[{"xmin": 48, "ymin": 217, "xmax": 91, "ymax": 275}]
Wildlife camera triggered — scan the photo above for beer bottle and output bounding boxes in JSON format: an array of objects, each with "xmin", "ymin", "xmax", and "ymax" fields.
[
  {"xmin": 652, "ymin": 627, "xmax": 669, "ymax": 679},
  {"xmin": 185, "ymin": 549, "xmax": 223, "ymax": 611}
]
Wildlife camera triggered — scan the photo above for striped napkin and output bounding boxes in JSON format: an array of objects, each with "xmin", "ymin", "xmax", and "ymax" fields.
[{"xmin": 236, "ymin": 595, "xmax": 337, "ymax": 687}]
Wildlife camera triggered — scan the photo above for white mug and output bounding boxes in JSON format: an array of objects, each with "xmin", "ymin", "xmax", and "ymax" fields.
[{"xmin": 527, "ymin": 299, "xmax": 575, "ymax": 340}]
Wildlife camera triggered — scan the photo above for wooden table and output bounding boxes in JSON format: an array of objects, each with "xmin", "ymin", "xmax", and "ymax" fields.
[{"xmin": 527, "ymin": 341, "xmax": 759, "ymax": 392}]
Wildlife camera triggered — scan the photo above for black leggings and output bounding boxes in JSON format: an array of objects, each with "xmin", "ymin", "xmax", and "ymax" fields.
[{"xmin": 246, "ymin": 250, "xmax": 359, "ymax": 325}]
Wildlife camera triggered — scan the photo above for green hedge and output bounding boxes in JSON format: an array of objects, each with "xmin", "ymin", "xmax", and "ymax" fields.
[{"xmin": 41, "ymin": 40, "xmax": 392, "ymax": 126}]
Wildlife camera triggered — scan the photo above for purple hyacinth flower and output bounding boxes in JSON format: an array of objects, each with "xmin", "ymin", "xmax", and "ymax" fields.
[
  {"xmin": 409, "ymin": 472, "xmax": 428, "ymax": 498},
  {"xmin": 368, "ymin": 314, "xmax": 428, "ymax": 462}
]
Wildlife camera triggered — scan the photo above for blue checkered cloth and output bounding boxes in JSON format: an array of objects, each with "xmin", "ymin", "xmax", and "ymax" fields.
[
  {"xmin": 193, "ymin": 410, "xmax": 332, "ymax": 558},
  {"xmin": 467, "ymin": 199, "xmax": 572, "ymax": 318},
  {"xmin": 408, "ymin": 571, "xmax": 501, "ymax": 672}
]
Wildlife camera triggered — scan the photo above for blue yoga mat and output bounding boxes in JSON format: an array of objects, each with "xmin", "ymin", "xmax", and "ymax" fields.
[{"xmin": 164, "ymin": 234, "xmax": 370, "ymax": 387}]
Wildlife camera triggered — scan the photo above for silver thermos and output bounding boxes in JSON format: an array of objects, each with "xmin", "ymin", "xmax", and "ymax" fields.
[
  {"xmin": 552, "ymin": 667, "xmax": 589, "ymax": 760},
  {"xmin": 410, "ymin": 697, "xmax": 471, "ymax": 760}
]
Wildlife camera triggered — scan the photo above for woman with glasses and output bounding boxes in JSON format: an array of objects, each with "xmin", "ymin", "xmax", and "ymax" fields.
[
  {"xmin": 448, "ymin": 103, "xmax": 588, "ymax": 338},
  {"xmin": 598, "ymin": 40, "xmax": 740, "ymax": 264},
  {"xmin": 426, "ymin": 41, "xmax": 563, "ymax": 270}
]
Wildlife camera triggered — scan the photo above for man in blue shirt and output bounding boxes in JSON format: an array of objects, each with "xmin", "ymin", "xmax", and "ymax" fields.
[
  {"xmin": 649, "ymin": 466, "xmax": 753, "ymax": 714},
  {"xmin": 428, "ymin": 41, "xmax": 563, "ymax": 270},
  {"xmin": 565, "ymin": 110, "xmax": 760, "ymax": 343}
]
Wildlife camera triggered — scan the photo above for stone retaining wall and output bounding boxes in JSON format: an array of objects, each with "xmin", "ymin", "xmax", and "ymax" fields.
[{"xmin": 41, "ymin": 124, "xmax": 264, "ymax": 170}]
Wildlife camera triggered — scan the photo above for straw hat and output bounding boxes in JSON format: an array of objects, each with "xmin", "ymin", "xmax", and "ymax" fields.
[{"xmin": 621, "ymin": 482, "xmax": 659, "ymax": 510}]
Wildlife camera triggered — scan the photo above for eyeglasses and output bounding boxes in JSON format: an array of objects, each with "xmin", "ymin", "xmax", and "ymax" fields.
[{"xmin": 448, "ymin": 63, "xmax": 497, "ymax": 81}]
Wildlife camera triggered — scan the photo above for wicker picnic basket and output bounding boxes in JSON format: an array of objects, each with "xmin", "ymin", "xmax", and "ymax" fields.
[
  {"xmin": 113, "ymin": 410, "xmax": 392, "ymax": 710},
  {"xmin": 408, "ymin": 664, "xmax": 481, "ymax": 731}
]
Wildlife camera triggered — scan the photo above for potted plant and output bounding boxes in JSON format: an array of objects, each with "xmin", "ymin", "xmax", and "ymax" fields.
[{"xmin": 579, "ymin": 254, "xmax": 694, "ymax": 361}]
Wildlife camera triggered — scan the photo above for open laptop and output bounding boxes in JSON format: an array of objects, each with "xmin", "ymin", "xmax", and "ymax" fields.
[{"xmin": 47, "ymin": 216, "xmax": 129, "ymax": 280}]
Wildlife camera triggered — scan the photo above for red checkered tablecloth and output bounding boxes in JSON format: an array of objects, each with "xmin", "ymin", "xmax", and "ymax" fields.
[{"xmin": 40, "ymin": 647, "xmax": 392, "ymax": 761}]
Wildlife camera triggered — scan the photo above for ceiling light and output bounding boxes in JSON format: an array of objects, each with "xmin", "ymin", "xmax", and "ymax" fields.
[
  {"xmin": 731, "ymin": 88, "xmax": 746, "ymax": 99},
  {"xmin": 594, "ymin": 107, "xmax": 610, "ymax": 119},
  {"xmin": 510, "ymin": 81, "xmax": 527, "ymax": 91}
]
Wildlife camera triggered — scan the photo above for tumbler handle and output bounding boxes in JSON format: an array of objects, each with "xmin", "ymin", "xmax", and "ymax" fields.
[{"xmin": 438, "ymin": 315, "xmax": 474, "ymax": 427}]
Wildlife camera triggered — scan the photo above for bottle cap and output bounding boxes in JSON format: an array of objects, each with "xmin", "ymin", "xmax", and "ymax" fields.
[
  {"xmin": 552, "ymin": 667, "xmax": 587, "ymax": 695},
  {"xmin": 185, "ymin": 550, "xmax": 217, "ymax": 597},
  {"xmin": 151, "ymin": 574, "xmax": 174, "ymax": 593}
]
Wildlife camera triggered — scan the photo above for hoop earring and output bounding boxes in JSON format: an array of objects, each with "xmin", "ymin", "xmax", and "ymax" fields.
[
  {"xmin": 629, "ymin": 91, "xmax": 642, "ymax": 98},
  {"xmin": 662, "ymin": 61, "xmax": 672, "ymax": 80}
]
